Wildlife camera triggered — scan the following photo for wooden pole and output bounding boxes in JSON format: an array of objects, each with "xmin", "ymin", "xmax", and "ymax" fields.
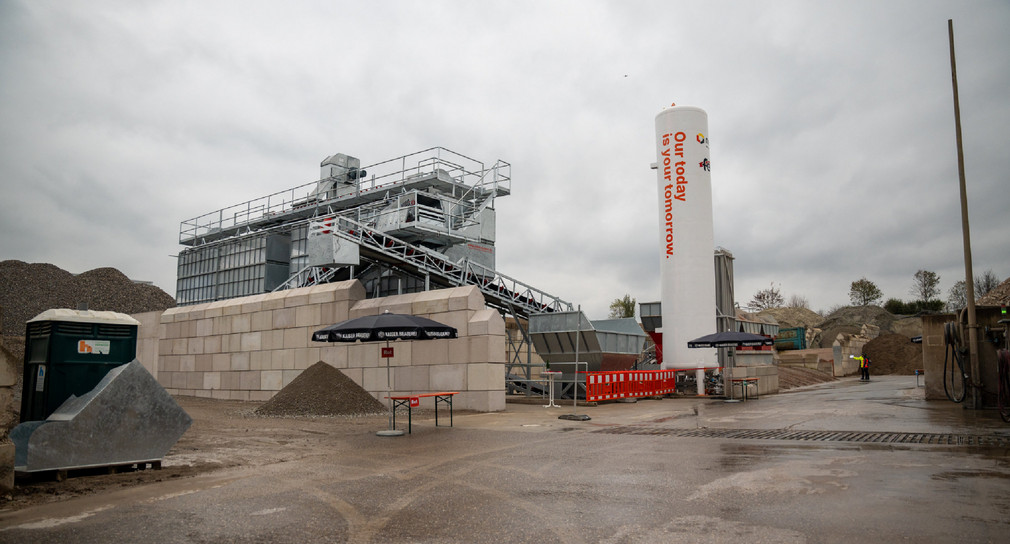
[{"xmin": 948, "ymin": 19, "xmax": 981, "ymax": 409}]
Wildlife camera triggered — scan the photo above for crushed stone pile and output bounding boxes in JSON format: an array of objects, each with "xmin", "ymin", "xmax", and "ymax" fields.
[
  {"xmin": 816, "ymin": 305, "xmax": 897, "ymax": 348},
  {"xmin": 0, "ymin": 260, "xmax": 176, "ymax": 336},
  {"xmin": 862, "ymin": 334, "xmax": 921, "ymax": 375},
  {"xmin": 977, "ymin": 276, "xmax": 1010, "ymax": 307},
  {"xmin": 255, "ymin": 361, "xmax": 386, "ymax": 417},
  {"xmin": 757, "ymin": 307, "xmax": 823, "ymax": 329},
  {"xmin": 1, "ymin": 261, "xmax": 176, "ymax": 434}
]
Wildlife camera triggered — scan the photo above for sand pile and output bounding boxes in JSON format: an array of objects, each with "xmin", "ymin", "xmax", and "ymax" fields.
[
  {"xmin": 255, "ymin": 361, "xmax": 386, "ymax": 417},
  {"xmin": 862, "ymin": 334, "xmax": 921, "ymax": 375}
]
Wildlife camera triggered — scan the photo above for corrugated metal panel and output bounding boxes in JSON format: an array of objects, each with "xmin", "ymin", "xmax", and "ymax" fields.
[{"xmin": 529, "ymin": 312, "xmax": 645, "ymax": 368}]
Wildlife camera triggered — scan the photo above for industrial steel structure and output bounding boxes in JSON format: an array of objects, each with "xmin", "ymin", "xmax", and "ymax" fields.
[
  {"xmin": 176, "ymin": 147, "xmax": 575, "ymax": 393},
  {"xmin": 177, "ymin": 147, "xmax": 570, "ymax": 315}
]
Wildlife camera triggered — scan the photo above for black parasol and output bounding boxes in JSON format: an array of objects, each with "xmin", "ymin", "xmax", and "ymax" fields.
[
  {"xmin": 312, "ymin": 312, "xmax": 457, "ymax": 343},
  {"xmin": 311, "ymin": 310, "xmax": 457, "ymax": 436},
  {"xmin": 687, "ymin": 331, "xmax": 773, "ymax": 349}
]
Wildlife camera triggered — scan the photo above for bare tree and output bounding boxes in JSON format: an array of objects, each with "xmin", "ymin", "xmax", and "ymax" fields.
[
  {"xmin": 975, "ymin": 269, "xmax": 1001, "ymax": 299},
  {"xmin": 946, "ymin": 280, "xmax": 967, "ymax": 312},
  {"xmin": 786, "ymin": 294, "xmax": 809, "ymax": 309},
  {"xmin": 819, "ymin": 304, "xmax": 845, "ymax": 318},
  {"xmin": 746, "ymin": 283, "xmax": 784, "ymax": 311},
  {"xmin": 909, "ymin": 269, "xmax": 941, "ymax": 302},
  {"xmin": 849, "ymin": 277, "xmax": 882, "ymax": 306}
]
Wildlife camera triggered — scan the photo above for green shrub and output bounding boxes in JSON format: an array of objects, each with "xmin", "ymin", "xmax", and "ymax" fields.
[{"xmin": 884, "ymin": 298, "xmax": 944, "ymax": 315}]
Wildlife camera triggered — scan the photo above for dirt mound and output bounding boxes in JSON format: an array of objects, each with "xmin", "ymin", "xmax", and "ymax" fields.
[
  {"xmin": 0, "ymin": 260, "xmax": 176, "ymax": 336},
  {"xmin": 255, "ymin": 361, "xmax": 386, "ymax": 417},
  {"xmin": 758, "ymin": 307, "xmax": 823, "ymax": 329},
  {"xmin": 862, "ymin": 334, "xmax": 921, "ymax": 375},
  {"xmin": 977, "ymin": 276, "xmax": 1010, "ymax": 307},
  {"xmin": 816, "ymin": 306, "xmax": 895, "ymax": 348}
]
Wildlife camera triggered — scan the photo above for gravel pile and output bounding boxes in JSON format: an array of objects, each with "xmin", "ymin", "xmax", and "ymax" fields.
[
  {"xmin": 816, "ymin": 306, "xmax": 897, "ymax": 348},
  {"xmin": 255, "ymin": 361, "xmax": 387, "ymax": 417},
  {"xmin": 757, "ymin": 307, "xmax": 823, "ymax": 329},
  {"xmin": 977, "ymin": 276, "xmax": 1010, "ymax": 307},
  {"xmin": 862, "ymin": 333, "xmax": 921, "ymax": 375},
  {"xmin": 0, "ymin": 260, "xmax": 176, "ymax": 336}
]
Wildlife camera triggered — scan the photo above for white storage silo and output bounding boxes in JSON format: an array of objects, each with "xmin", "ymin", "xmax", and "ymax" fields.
[{"xmin": 654, "ymin": 105, "xmax": 716, "ymax": 370}]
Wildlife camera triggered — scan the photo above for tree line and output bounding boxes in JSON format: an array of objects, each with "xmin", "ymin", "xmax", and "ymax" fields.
[
  {"xmin": 847, "ymin": 269, "xmax": 1001, "ymax": 314},
  {"xmin": 749, "ymin": 269, "xmax": 1002, "ymax": 314},
  {"xmin": 608, "ymin": 269, "xmax": 1003, "ymax": 319}
]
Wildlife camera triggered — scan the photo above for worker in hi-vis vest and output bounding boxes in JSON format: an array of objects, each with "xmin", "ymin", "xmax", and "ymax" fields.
[{"xmin": 850, "ymin": 354, "xmax": 870, "ymax": 381}]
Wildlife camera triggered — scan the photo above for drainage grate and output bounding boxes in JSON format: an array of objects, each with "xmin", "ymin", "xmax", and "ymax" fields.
[{"xmin": 592, "ymin": 426, "xmax": 1010, "ymax": 447}]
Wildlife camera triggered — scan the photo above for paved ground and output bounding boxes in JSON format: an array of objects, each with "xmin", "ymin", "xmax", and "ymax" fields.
[{"xmin": 1, "ymin": 376, "xmax": 1009, "ymax": 543}]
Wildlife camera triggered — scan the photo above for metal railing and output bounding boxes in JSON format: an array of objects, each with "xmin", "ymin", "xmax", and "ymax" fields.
[
  {"xmin": 296, "ymin": 215, "xmax": 571, "ymax": 318},
  {"xmin": 179, "ymin": 147, "xmax": 510, "ymax": 245}
]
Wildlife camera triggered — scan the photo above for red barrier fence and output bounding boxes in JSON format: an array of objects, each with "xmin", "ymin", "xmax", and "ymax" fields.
[{"xmin": 583, "ymin": 368, "xmax": 721, "ymax": 402}]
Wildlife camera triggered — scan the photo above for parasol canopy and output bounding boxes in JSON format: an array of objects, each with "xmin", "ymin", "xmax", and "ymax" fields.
[
  {"xmin": 312, "ymin": 311, "xmax": 457, "ymax": 343},
  {"xmin": 310, "ymin": 310, "xmax": 457, "ymax": 437},
  {"xmin": 687, "ymin": 331, "xmax": 773, "ymax": 349}
]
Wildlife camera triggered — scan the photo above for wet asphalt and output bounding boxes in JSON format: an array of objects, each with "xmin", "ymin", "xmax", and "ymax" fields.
[{"xmin": 1, "ymin": 375, "xmax": 1008, "ymax": 543}]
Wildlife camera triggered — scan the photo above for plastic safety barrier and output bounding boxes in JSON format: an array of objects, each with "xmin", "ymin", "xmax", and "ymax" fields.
[{"xmin": 584, "ymin": 368, "xmax": 721, "ymax": 402}]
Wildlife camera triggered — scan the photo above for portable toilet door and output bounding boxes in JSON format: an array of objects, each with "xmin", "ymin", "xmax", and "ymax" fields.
[{"xmin": 20, "ymin": 309, "xmax": 140, "ymax": 422}]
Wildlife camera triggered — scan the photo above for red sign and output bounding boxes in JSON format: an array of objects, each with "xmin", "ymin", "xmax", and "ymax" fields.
[
  {"xmin": 409, "ymin": 397, "xmax": 420, "ymax": 407},
  {"xmin": 381, "ymin": 347, "xmax": 394, "ymax": 358}
]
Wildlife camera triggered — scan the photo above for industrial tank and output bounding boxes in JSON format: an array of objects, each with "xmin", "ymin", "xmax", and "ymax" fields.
[{"xmin": 654, "ymin": 105, "xmax": 716, "ymax": 369}]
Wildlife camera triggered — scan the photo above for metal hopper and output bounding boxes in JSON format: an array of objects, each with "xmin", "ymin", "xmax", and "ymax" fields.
[
  {"xmin": 12, "ymin": 359, "xmax": 192, "ymax": 474},
  {"xmin": 529, "ymin": 311, "xmax": 646, "ymax": 374}
]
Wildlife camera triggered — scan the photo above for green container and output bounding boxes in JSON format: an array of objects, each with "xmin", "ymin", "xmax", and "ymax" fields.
[
  {"xmin": 20, "ymin": 309, "xmax": 140, "ymax": 422},
  {"xmin": 773, "ymin": 326, "xmax": 807, "ymax": 351}
]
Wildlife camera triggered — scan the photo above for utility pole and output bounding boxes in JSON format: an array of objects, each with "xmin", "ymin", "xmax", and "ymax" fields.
[{"xmin": 948, "ymin": 19, "xmax": 981, "ymax": 409}]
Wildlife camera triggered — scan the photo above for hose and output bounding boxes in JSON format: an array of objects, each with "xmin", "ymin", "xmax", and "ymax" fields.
[{"xmin": 943, "ymin": 321, "xmax": 968, "ymax": 403}]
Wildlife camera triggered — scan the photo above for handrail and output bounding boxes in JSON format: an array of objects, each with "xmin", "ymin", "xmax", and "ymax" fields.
[
  {"xmin": 179, "ymin": 147, "xmax": 510, "ymax": 245},
  {"xmin": 297, "ymin": 215, "xmax": 571, "ymax": 318}
]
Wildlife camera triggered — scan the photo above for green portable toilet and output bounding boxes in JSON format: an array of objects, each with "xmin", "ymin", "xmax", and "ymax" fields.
[{"xmin": 20, "ymin": 309, "xmax": 141, "ymax": 422}]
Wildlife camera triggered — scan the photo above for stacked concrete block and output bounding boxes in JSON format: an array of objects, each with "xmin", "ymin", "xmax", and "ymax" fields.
[
  {"xmin": 728, "ymin": 364, "xmax": 780, "ymax": 396},
  {"xmin": 134, "ymin": 310, "xmax": 163, "ymax": 379},
  {"xmin": 150, "ymin": 281, "xmax": 507, "ymax": 411},
  {"xmin": 831, "ymin": 333, "xmax": 868, "ymax": 377}
]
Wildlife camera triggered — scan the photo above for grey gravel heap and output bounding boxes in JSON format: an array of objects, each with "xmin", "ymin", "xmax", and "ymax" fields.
[
  {"xmin": 0, "ymin": 260, "xmax": 176, "ymax": 336},
  {"xmin": 255, "ymin": 361, "xmax": 386, "ymax": 417}
]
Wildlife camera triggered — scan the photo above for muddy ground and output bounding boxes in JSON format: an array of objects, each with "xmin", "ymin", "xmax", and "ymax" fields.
[
  {"xmin": 2, "ymin": 378, "xmax": 1008, "ymax": 543},
  {"xmin": 1, "ymin": 396, "xmax": 402, "ymax": 512}
]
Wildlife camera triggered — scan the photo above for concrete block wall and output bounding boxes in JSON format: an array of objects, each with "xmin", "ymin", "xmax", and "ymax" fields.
[
  {"xmin": 831, "ymin": 334, "xmax": 867, "ymax": 377},
  {"xmin": 134, "ymin": 310, "xmax": 163, "ymax": 379},
  {"xmin": 152, "ymin": 281, "xmax": 507, "ymax": 412},
  {"xmin": 728, "ymin": 363, "xmax": 779, "ymax": 396}
]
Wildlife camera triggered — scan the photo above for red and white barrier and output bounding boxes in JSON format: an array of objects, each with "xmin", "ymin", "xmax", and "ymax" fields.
[{"xmin": 583, "ymin": 368, "xmax": 721, "ymax": 402}]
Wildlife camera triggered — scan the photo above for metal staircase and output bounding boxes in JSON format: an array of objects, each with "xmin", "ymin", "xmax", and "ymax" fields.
[{"xmin": 286, "ymin": 215, "xmax": 572, "ymax": 319}]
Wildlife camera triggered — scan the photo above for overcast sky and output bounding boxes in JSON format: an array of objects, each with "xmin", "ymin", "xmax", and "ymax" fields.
[{"xmin": 1, "ymin": 1, "xmax": 1007, "ymax": 320}]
